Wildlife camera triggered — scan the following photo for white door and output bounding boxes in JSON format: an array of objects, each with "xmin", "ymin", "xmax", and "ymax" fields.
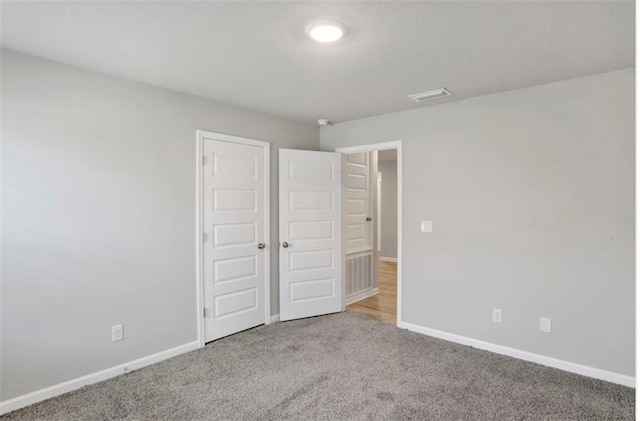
[
  {"xmin": 202, "ymin": 134, "xmax": 268, "ymax": 342},
  {"xmin": 279, "ymin": 149, "xmax": 342, "ymax": 321},
  {"xmin": 345, "ymin": 152, "xmax": 373, "ymax": 252},
  {"xmin": 344, "ymin": 152, "xmax": 377, "ymax": 302}
]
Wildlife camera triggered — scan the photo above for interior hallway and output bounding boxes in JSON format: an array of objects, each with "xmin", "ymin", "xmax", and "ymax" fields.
[{"xmin": 346, "ymin": 260, "xmax": 397, "ymax": 324}]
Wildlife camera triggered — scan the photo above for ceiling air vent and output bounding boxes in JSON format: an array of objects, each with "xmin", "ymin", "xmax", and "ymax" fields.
[{"xmin": 408, "ymin": 88, "xmax": 453, "ymax": 102}]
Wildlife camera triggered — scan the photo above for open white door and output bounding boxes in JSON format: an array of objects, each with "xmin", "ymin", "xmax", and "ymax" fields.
[
  {"xmin": 279, "ymin": 149, "xmax": 342, "ymax": 321},
  {"xmin": 344, "ymin": 151, "xmax": 378, "ymax": 304}
]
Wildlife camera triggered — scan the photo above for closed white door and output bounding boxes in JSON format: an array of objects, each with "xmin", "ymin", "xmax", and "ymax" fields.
[
  {"xmin": 279, "ymin": 149, "xmax": 342, "ymax": 321},
  {"xmin": 202, "ymin": 134, "xmax": 268, "ymax": 342}
]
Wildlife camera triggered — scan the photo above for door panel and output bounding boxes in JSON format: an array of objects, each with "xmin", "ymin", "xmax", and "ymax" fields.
[
  {"xmin": 345, "ymin": 152, "xmax": 372, "ymax": 252},
  {"xmin": 203, "ymin": 138, "xmax": 266, "ymax": 342},
  {"xmin": 344, "ymin": 151, "xmax": 378, "ymax": 304},
  {"xmin": 279, "ymin": 149, "xmax": 342, "ymax": 321}
]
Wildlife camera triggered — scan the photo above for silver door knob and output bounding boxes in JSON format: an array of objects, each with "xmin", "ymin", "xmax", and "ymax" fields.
[
  {"xmin": 258, "ymin": 243, "xmax": 266, "ymax": 249},
  {"xmin": 282, "ymin": 242, "xmax": 289, "ymax": 248}
]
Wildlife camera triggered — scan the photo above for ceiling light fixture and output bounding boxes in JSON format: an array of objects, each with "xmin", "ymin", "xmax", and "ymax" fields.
[
  {"xmin": 408, "ymin": 88, "xmax": 453, "ymax": 102},
  {"xmin": 306, "ymin": 20, "xmax": 346, "ymax": 43}
]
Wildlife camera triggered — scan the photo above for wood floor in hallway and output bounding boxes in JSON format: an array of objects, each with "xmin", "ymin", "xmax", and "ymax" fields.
[{"xmin": 346, "ymin": 260, "xmax": 397, "ymax": 324}]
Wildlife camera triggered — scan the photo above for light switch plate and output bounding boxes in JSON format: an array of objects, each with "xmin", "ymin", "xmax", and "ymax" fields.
[{"xmin": 421, "ymin": 221, "xmax": 432, "ymax": 233}]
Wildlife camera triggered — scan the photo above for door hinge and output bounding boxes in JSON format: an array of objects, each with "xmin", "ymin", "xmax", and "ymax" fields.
[
  {"xmin": 202, "ymin": 156, "xmax": 207, "ymax": 166},
  {"xmin": 203, "ymin": 308, "xmax": 208, "ymax": 318}
]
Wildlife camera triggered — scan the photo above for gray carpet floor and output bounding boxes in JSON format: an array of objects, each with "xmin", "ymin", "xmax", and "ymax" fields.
[{"xmin": 2, "ymin": 313, "xmax": 635, "ymax": 420}]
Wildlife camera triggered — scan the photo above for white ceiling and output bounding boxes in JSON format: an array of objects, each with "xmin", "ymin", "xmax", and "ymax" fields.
[{"xmin": 1, "ymin": 1, "xmax": 634, "ymax": 125}]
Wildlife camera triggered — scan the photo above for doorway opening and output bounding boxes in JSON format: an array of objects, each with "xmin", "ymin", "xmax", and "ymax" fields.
[{"xmin": 336, "ymin": 142, "xmax": 402, "ymax": 327}]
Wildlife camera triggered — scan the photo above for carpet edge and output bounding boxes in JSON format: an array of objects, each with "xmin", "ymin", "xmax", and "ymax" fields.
[
  {"xmin": 0, "ymin": 340, "xmax": 202, "ymax": 415},
  {"xmin": 401, "ymin": 321, "xmax": 635, "ymax": 388}
]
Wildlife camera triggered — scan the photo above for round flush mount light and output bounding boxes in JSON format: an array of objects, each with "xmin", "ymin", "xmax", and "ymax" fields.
[{"xmin": 306, "ymin": 20, "xmax": 346, "ymax": 43}]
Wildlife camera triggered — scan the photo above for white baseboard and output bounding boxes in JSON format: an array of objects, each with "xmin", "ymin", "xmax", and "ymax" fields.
[
  {"xmin": 401, "ymin": 322, "xmax": 635, "ymax": 388},
  {"xmin": 270, "ymin": 314, "xmax": 280, "ymax": 323},
  {"xmin": 379, "ymin": 256, "xmax": 397, "ymax": 263},
  {"xmin": 346, "ymin": 288, "xmax": 380, "ymax": 305},
  {"xmin": 0, "ymin": 340, "xmax": 201, "ymax": 415}
]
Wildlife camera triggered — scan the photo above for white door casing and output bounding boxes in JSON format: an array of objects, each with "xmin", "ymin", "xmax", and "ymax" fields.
[
  {"xmin": 199, "ymin": 131, "xmax": 269, "ymax": 343},
  {"xmin": 336, "ymin": 141, "xmax": 403, "ymax": 327},
  {"xmin": 377, "ymin": 172, "xmax": 382, "ymax": 252},
  {"xmin": 279, "ymin": 149, "xmax": 343, "ymax": 321}
]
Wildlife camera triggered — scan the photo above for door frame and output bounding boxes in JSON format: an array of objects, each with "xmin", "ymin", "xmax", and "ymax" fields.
[
  {"xmin": 195, "ymin": 130, "xmax": 271, "ymax": 347},
  {"xmin": 336, "ymin": 141, "xmax": 403, "ymax": 328},
  {"xmin": 377, "ymin": 171, "xmax": 382, "ymax": 253}
]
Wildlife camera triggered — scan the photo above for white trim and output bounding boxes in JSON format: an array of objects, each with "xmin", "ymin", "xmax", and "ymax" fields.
[
  {"xmin": 337, "ymin": 141, "xmax": 401, "ymax": 153},
  {"xmin": 262, "ymin": 142, "xmax": 271, "ymax": 326},
  {"xmin": 346, "ymin": 288, "xmax": 379, "ymax": 305},
  {"xmin": 196, "ymin": 133, "xmax": 205, "ymax": 346},
  {"xmin": 401, "ymin": 322, "xmax": 635, "ymax": 388},
  {"xmin": 0, "ymin": 341, "xmax": 201, "ymax": 415},
  {"xmin": 379, "ymin": 256, "xmax": 397, "ymax": 263},
  {"xmin": 377, "ymin": 171, "xmax": 382, "ymax": 252},
  {"xmin": 336, "ymin": 141, "xmax": 403, "ymax": 328},
  {"xmin": 270, "ymin": 314, "xmax": 280, "ymax": 323},
  {"xmin": 196, "ymin": 130, "xmax": 271, "ymax": 346},
  {"xmin": 341, "ymin": 153, "xmax": 347, "ymax": 312}
]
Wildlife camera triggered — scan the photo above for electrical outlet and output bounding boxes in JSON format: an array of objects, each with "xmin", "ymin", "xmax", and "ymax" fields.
[
  {"xmin": 421, "ymin": 221, "xmax": 432, "ymax": 233},
  {"xmin": 492, "ymin": 309, "xmax": 502, "ymax": 323},
  {"xmin": 112, "ymin": 324, "xmax": 124, "ymax": 342},
  {"xmin": 540, "ymin": 317, "xmax": 552, "ymax": 333}
]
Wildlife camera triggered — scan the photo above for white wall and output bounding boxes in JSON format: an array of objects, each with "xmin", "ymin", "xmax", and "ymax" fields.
[
  {"xmin": 379, "ymin": 160, "xmax": 397, "ymax": 259},
  {"xmin": 1, "ymin": 50, "xmax": 318, "ymax": 400},
  {"xmin": 321, "ymin": 69, "xmax": 635, "ymax": 377}
]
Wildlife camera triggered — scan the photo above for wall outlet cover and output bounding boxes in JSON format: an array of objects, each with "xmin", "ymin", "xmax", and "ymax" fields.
[
  {"xmin": 492, "ymin": 308, "xmax": 502, "ymax": 323},
  {"xmin": 112, "ymin": 324, "xmax": 124, "ymax": 342}
]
